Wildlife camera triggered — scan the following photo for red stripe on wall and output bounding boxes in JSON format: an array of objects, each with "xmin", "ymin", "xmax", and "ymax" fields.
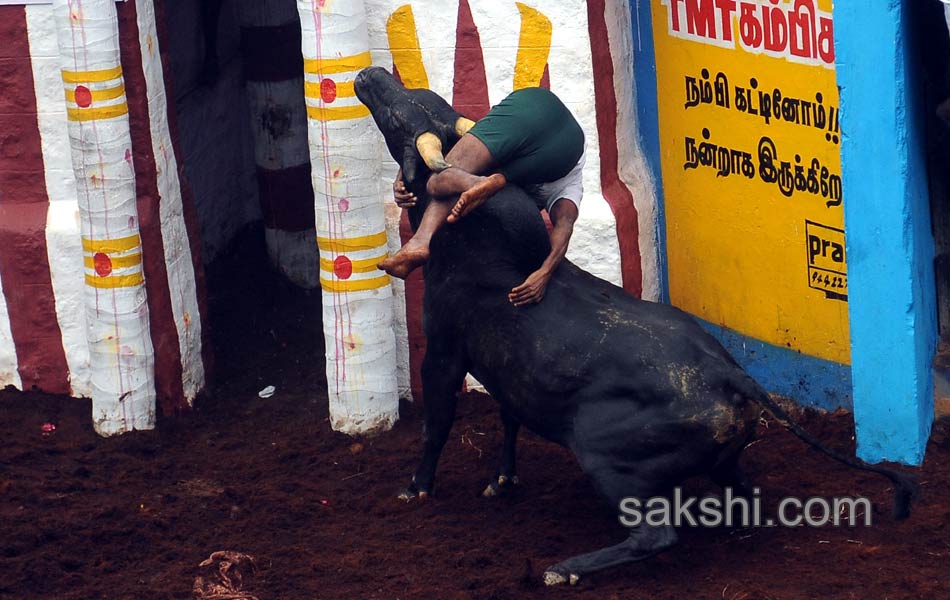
[
  {"xmin": 0, "ymin": 8, "xmax": 70, "ymax": 394},
  {"xmin": 453, "ymin": 0, "xmax": 490, "ymax": 120},
  {"xmin": 117, "ymin": 1, "xmax": 187, "ymax": 414},
  {"xmin": 152, "ymin": 0, "xmax": 214, "ymax": 384},
  {"xmin": 240, "ymin": 22, "xmax": 304, "ymax": 82},
  {"xmin": 587, "ymin": 0, "xmax": 643, "ymax": 297}
]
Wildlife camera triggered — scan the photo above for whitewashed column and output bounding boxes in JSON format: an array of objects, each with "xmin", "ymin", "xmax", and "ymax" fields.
[
  {"xmin": 296, "ymin": 0, "xmax": 398, "ymax": 434},
  {"xmin": 53, "ymin": 0, "xmax": 156, "ymax": 435},
  {"xmin": 237, "ymin": 0, "xmax": 319, "ymax": 289}
]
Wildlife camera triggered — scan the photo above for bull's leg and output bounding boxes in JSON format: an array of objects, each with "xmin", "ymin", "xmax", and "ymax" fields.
[
  {"xmin": 482, "ymin": 407, "xmax": 521, "ymax": 497},
  {"xmin": 710, "ymin": 455, "xmax": 754, "ymax": 499},
  {"xmin": 399, "ymin": 349, "xmax": 467, "ymax": 501},
  {"xmin": 543, "ymin": 470, "xmax": 678, "ymax": 586},
  {"xmin": 543, "ymin": 522, "xmax": 677, "ymax": 586}
]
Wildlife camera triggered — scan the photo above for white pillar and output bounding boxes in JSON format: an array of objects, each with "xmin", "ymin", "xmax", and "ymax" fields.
[
  {"xmin": 53, "ymin": 0, "xmax": 156, "ymax": 435},
  {"xmin": 237, "ymin": 0, "xmax": 319, "ymax": 289},
  {"xmin": 297, "ymin": 0, "xmax": 399, "ymax": 434}
]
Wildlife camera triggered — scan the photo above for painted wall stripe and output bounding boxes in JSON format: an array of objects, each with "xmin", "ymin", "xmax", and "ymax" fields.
[
  {"xmin": 85, "ymin": 273, "xmax": 145, "ymax": 288},
  {"xmin": 513, "ymin": 2, "xmax": 551, "ymax": 90},
  {"xmin": 130, "ymin": 0, "xmax": 207, "ymax": 403},
  {"xmin": 317, "ymin": 231, "xmax": 388, "ymax": 252},
  {"xmin": 115, "ymin": 0, "xmax": 186, "ymax": 414},
  {"xmin": 303, "ymin": 51, "xmax": 372, "ymax": 75},
  {"xmin": 66, "ymin": 103, "xmax": 129, "ymax": 121},
  {"xmin": 453, "ymin": 0, "xmax": 490, "ymax": 119},
  {"xmin": 320, "ymin": 274, "xmax": 391, "ymax": 293},
  {"xmin": 150, "ymin": 0, "xmax": 214, "ymax": 385},
  {"xmin": 65, "ymin": 83, "xmax": 125, "ymax": 103},
  {"xmin": 304, "ymin": 79, "xmax": 356, "ymax": 98},
  {"xmin": 319, "ymin": 254, "xmax": 388, "ymax": 273},
  {"xmin": 82, "ymin": 233, "xmax": 141, "ymax": 253},
  {"xmin": 84, "ymin": 253, "xmax": 142, "ymax": 269},
  {"xmin": 61, "ymin": 65, "xmax": 122, "ymax": 83},
  {"xmin": 306, "ymin": 103, "xmax": 370, "ymax": 121},
  {"xmin": 0, "ymin": 6, "xmax": 70, "ymax": 394},
  {"xmin": 386, "ymin": 5, "xmax": 429, "ymax": 89},
  {"xmin": 0, "ymin": 265, "xmax": 21, "ymax": 390},
  {"xmin": 587, "ymin": 0, "xmax": 642, "ymax": 296}
]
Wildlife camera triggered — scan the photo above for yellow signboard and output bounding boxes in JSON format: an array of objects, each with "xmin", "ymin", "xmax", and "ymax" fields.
[{"xmin": 652, "ymin": 0, "xmax": 850, "ymax": 364}]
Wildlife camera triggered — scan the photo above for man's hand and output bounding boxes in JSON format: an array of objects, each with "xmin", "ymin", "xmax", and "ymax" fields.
[
  {"xmin": 393, "ymin": 169, "xmax": 417, "ymax": 208},
  {"xmin": 509, "ymin": 268, "xmax": 552, "ymax": 307}
]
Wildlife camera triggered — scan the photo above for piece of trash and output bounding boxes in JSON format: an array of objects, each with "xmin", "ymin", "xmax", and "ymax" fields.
[
  {"xmin": 41, "ymin": 423, "xmax": 56, "ymax": 436},
  {"xmin": 194, "ymin": 551, "xmax": 260, "ymax": 600},
  {"xmin": 257, "ymin": 385, "xmax": 276, "ymax": 399}
]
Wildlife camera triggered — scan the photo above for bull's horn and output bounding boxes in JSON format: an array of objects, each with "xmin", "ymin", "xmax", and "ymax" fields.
[
  {"xmin": 455, "ymin": 117, "xmax": 476, "ymax": 136},
  {"xmin": 416, "ymin": 132, "xmax": 451, "ymax": 172}
]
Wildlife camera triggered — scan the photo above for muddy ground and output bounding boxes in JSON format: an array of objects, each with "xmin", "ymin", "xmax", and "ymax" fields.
[{"xmin": 2, "ymin": 229, "xmax": 949, "ymax": 599}]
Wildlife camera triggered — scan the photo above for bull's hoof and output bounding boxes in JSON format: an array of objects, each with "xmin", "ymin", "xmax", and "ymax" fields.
[
  {"xmin": 543, "ymin": 569, "xmax": 580, "ymax": 586},
  {"xmin": 397, "ymin": 481, "xmax": 430, "ymax": 502},
  {"xmin": 481, "ymin": 474, "xmax": 520, "ymax": 498}
]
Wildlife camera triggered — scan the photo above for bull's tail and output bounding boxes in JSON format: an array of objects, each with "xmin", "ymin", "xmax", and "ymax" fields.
[{"xmin": 730, "ymin": 375, "xmax": 917, "ymax": 520}]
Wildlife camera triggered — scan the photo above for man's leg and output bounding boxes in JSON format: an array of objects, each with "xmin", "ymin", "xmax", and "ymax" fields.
[{"xmin": 378, "ymin": 134, "xmax": 497, "ymax": 279}]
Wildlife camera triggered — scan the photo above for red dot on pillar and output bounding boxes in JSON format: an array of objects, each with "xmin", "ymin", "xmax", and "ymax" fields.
[
  {"xmin": 338, "ymin": 198, "xmax": 349, "ymax": 212},
  {"xmin": 321, "ymin": 78, "xmax": 337, "ymax": 103},
  {"xmin": 75, "ymin": 85, "xmax": 92, "ymax": 108},
  {"xmin": 93, "ymin": 252, "xmax": 113, "ymax": 277},
  {"xmin": 333, "ymin": 255, "xmax": 353, "ymax": 279}
]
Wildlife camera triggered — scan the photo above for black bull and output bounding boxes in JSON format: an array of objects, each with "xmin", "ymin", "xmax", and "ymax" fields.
[{"xmin": 354, "ymin": 67, "xmax": 916, "ymax": 585}]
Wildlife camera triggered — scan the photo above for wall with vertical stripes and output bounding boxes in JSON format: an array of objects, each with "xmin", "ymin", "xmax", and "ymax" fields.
[{"xmin": 0, "ymin": 2, "xmax": 209, "ymax": 417}]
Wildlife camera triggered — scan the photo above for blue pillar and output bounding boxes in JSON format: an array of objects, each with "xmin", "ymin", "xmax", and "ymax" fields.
[{"xmin": 836, "ymin": 0, "xmax": 936, "ymax": 465}]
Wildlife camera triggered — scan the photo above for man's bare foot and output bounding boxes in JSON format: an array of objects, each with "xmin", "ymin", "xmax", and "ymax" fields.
[
  {"xmin": 377, "ymin": 241, "xmax": 430, "ymax": 279},
  {"xmin": 448, "ymin": 173, "xmax": 506, "ymax": 223}
]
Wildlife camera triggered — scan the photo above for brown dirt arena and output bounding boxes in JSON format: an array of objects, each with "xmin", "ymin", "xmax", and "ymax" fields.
[{"xmin": 2, "ymin": 231, "xmax": 948, "ymax": 599}]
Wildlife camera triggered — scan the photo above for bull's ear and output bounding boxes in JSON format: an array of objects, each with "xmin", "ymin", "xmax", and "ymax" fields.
[{"xmin": 401, "ymin": 144, "xmax": 420, "ymax": 185}]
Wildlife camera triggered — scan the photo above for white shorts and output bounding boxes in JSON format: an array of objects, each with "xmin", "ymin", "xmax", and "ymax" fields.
[{"xmin": 529, "ymin": 145, "xmax": 586, "ymax": 213}]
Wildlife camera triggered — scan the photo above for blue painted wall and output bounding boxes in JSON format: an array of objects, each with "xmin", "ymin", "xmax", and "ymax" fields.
[{"xmin": 836, "ymin": 0, "xmax": 936, "ymax": 465}]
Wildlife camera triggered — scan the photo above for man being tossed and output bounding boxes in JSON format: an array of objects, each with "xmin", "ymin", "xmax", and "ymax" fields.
[{"xmin": 379, "ymin": 86, "xmax": 586, "ymax": 306}]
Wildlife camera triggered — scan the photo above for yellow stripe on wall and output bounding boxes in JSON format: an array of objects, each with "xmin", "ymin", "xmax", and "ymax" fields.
[
  {"xmin": 386, "ymin": 5, "xmax": 430, "ymax": 89},
  {"xmin": 306, "ymin": 104, "xmax": 370, "ymax": 121},
  {"xmin": 62, "ymin": 66, "xmax": 123, "ymax": 84},
  {"xmin": 319, "ymin": 254, "xmax": 388, "ymax": 274},
  {"xmin": 320, "ymin": 275, "xmax": 391, "ymax": 293},
  {"xmin": 83, "ymin": 253, "xmax": 142, "ymax": 270},
  {"xmin": 317, "ymin": 231, "xmax": 388, "ymax": 253},
  {"xmin": 65, "ymin": 84, "xmax": 126, "ymax": 104},
  {"xmin": 85, "ymin": 273, "xmax": 145, "ymax": 289},
  {"xmin": 304, "ymin": 79, "xmax": 356, "ymax": 99},
  {"xmin": 67, "ymin": 103, "xmax": 130, "ymax": 122},
  {"xmin": 82, "ymin": 234, "xmax": 142, "ymax": 254},
  {"xmin": 513, "ymin": 2, "xmax": 552, "ymax": 90},
  {"xmin": 304, "ymin": 51, "xmax": 372, "ymax": 75}
]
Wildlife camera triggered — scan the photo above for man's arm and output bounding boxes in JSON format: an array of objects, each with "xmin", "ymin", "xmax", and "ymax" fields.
[{"xmin": 508, "ymin": 198, "xmax": 578, "ymax": 307}]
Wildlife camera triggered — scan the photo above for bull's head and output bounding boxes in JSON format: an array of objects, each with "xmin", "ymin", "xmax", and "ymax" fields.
[{"xmin": 354, "ymin": 66, "xmax": 475, "ymax": 186}]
